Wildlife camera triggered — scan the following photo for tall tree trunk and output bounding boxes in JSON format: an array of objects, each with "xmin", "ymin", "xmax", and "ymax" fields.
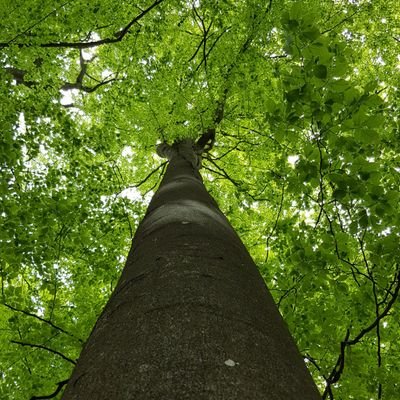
[{"xmin": 62, "ymin": 141, "xmax": 321, "ymax": 399}]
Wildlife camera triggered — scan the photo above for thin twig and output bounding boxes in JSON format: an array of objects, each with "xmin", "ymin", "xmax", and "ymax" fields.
[
  {"xmin": 265, "ymin": 184, "xmax": 285, "ymax": 263},
  {"xmin": 7, "ymin": 1, "xmax": 72, "ymax": 44},
  {"xmin": 2, "ymin": 303, "xmax": 82, "ymax": 342},
  {"xmin": 10, "ymin": 340, "xmax": 77, "ymax": 365}
]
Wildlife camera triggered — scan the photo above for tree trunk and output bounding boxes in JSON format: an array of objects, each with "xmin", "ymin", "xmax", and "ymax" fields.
[{"xmin": 62, "ymin": 141, "xmax": 321, "ymax": 399}]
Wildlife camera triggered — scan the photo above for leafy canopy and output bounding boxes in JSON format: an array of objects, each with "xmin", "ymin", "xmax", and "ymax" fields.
[{"xmin": 0, "ymin": 0, "xmax": 399, "ymax": 399}]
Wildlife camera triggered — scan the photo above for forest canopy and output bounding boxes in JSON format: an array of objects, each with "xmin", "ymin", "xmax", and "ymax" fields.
[{"xmin": 0, "ymin": 0, "xmax": 399, "ymax": 398}]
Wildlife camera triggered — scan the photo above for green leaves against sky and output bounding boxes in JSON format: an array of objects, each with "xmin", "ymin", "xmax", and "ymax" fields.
[{"xmin": 0, "ymin": 0, "xmax": 399, "ymax": 398}]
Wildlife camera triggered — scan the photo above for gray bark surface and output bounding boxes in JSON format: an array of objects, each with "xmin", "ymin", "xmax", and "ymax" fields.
[{"xmin": 62, "ymin": 141, "xmax": 321, "ymax": 399}]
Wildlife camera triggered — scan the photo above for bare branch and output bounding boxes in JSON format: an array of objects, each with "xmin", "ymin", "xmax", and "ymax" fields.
[
  {"xmin": 62, "ymin": 76, "xmax": 117, "ymax": 93},
  {"xmin": 7, "ymin": 1, "xmax": 72, "ymax": 44},
  {"xmin": 0, "ymin": 0, "xmax": 164, "ymax": 49},
  {"xmin": 321, "ymin": 9, "xmax": 360, "ymax": 35},
  {"xmin": 313, "ymin": 136, "xmax": 326, "ymax": 229},
  {"xmin": 30, "ymin": 379, "xmax": 69, "ymax": 400},
  {"xmin": 265, "ymin": 184, "xmax": 285, "ymax": 263},
  {"xmin": 322, "ymin": 267, "xmax": 400, "ymax": 398},
  {"xmin": 2, "ymin": 303, "xmax": 82, "ymax": 342},
  {"xmin": 212, "ymin": 140, "xmax": 245, "ymax": 161},
  {"xmin": 304, "ymin": 353, "xmax": 334, "ymax": 399},
  {"xmin": 10, "ymin": 340, "xmax": 77, "ymax": 365},
  {"xmin": 4, "ymin": 56, "xmax": 117, "ymax": 93},
  {"xmin": 202, "ymin": 160, "xmax": 240, "ymax": 187},
  {"xmin": 322, "ymin": 329, "xmax": 351, "ymax": 399},
  {"xmin": 346, "ymin": 270, "xmax": 400, "ymax": 346},
  {"xmin": 120, "ymin": 161, "xmax": 168, "ymax": 193}
]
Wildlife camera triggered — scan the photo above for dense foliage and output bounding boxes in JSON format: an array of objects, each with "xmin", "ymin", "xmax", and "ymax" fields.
[{"xmin": 1, "ymin": 0, "xmax": 399, "ymax": 398}]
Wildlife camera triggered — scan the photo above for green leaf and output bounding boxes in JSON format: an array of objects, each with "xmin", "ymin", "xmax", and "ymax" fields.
[{"xmin": 314, "ymin": 64, "xmax": 328, "ymax": 79}]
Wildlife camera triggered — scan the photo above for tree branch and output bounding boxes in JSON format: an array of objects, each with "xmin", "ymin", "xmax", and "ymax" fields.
[
  {"xmin": 304, "ymin": 353, "xmax": 334, "ymax": 399},
  {"xmin": 120, "ymin": 161, "xmax": 168, "ymax": 193},
  {"xmin": 320, "ymin": 10, "xmax": 360, "ymax": 35},
  {"xmin": 4, "ymin": 56, "xmax": 117, "ymax": 93},
  {"xmin": 0, "ymin": 0, "xmax": 164, "ymax": 49},
  {"xmin": 265, "ymin": 184, "xmax": 285, "ymax": 263},
  {"xmin": 10, "ymin": 340, "xmax": 77, "ymax": 365},
  {"xmin": 2, "ymin": 303, "xmax": 82, "ymax": 342},
  {"xmin": 31, "ymin": 379, "xmax": 69, "ymax": 400},
  {"xmin": 345, "ymin": 270, "xmax": 400, "ymax": 346},
  {"xmin": 322, "ymin": 267, "xmax": 400, "ymax": 398},
  {"xmin": 7, "ymin": 1, "xmax": 73, "ymax": 44},
  {"xmin": 202, "ymin": 160, "xmax": 240, "ymax": 187}
]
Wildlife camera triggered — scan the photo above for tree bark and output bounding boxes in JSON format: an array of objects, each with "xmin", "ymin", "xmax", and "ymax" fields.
[{"xmin": 62, "ymin": 141, "xmax": 321, "ymax": 399}]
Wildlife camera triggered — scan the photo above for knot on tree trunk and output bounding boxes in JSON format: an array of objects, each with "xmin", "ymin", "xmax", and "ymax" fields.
[
  {"xmin": 156, "ymin": 128, "xmax": 216, "ymax": 170},
  {"xmin": 156, "ymin": 139, "xmax": 202, "ymax": 170}
]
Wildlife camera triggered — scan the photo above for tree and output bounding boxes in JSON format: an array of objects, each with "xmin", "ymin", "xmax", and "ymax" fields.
[
  {"xmin": 0, "ymin": 0, "xmax": 399, "ymax": 399},
  {"xmin": 62, "ymin": 138, "xmax": 320, "ymax": 399}
]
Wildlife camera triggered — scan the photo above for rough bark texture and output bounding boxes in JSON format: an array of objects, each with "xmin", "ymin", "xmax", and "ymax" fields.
[{"xmin": 62, "ymin": 141, "xmax": 321, "ymax": 399}]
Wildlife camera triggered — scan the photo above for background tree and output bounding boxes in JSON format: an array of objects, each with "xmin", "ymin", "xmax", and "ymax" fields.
[{"xmin": 0, "ymin": 0, "xmax": 399, "ymax": 399}]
